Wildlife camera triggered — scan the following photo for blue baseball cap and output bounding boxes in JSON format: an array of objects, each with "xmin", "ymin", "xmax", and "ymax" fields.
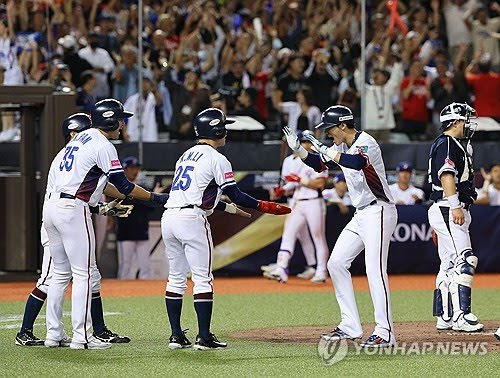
[
  {"xmin": 122, "ymin": 156, "xmax": 141, "ymax": 168},
  {"xmin": 396, "ymin": 161, "xmax": 413, "ymax": 172},
  {"xmin": 333, "ymin": 173, "xmax": 345, "ymax": 183}
]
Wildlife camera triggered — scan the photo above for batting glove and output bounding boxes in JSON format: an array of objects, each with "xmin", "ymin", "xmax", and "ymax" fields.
[
  {"xmin": 257, "ymin": 200, "xmax": 292, "ymax": 215},
  {"xmin": 301, "ymin": 132, "xmax": 329, "ymax": 155},
  {"xmin": 273, "ymin": 187, "xmax": 286, "ymax": 197},
  {"xmin": 283, "ymin": 126, "xmax": 308, "ymax": 159}
]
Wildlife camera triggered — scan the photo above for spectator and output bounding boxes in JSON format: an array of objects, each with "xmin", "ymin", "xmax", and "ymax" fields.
[
  {"xmin": 78, "ymin": 32, "xmax": 115, "ymax": 100},
  {"xmin": 322, "ymin": 173, "xmax": 352, "ymax": 215},
  {"xmin": 42, "ymin": 59, "xmax": 76, "ymax": 93},
  {"xmin": 475, "ymin": 163, "xmax": 500, "ymax": 205},
  {"xmin": 0, "ymin": 7, "xmax": 23, "ymax": 85},
  {"xmin": 466, "ymin": 3, "xmax": 500, "ymax": 69},
  {"xmin": 231, "ymin": 87, "xmax": 262, "ymax": 123},
  {"xmin": 116, "ymin": 157, "xmax": 165, "ymax": 280},
  {"xmin": 272, "ymin": 86, "xmax": 321, "ymax": 133},
  {"xmin": 112, "ymin": 45, "xmax": 140, "ymax": 104},
  {"xmin": 355, "ymin": 62, "xmax": 404, "ymax": 143},
  {"xmin": 304, "ymin": 49, "xmax": 339, "ymax": 112},
  {"xmin": 123, "ymin": 76, "xmax": 162, "ymax": 142},
  {"xmin": 221, "ymin": 58, "xmax": 250, "ymax": 110},
  {"xmin": 400, "ymin": 59, "xmax": 430, "ymax": 140},
  {"xmin": 465, "ymin": 53, "xmax": 500, "ymax": 119},
  {"xmin": 389, "ymin": 162, "xmax": 425, "ymax": 205},
  {"xmin": 95, "ymin": 15, "xmax": 119, "ymax": 56},
  {"xmin": 276, "ymin": 54, "xmax": 305, "ymax": 102},
  {"xmin": 76, "ymin": 70, "xmax": 96, "ymax": 113},
  {"xmin": 58, "ymin": 35, "xmax": 93, "ymax": 89},
  {"xmin": 442, "ymin": 0, "xmax": 477, "ymax": 61}
]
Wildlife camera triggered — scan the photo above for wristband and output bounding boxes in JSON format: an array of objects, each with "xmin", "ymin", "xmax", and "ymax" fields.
[
  {"xmin": 325, "ymin": 148, "xmax": 338, "ymax": 161},
  {"xmin": 225, "ymin": 203, "xmax": 237, "ymax": 214},
  {"xmin": 447, "ymin": 193, "xmax": 461, "ymax": 209},
  {"xmin": 297, "ymin": 145, "xmax": 308, "ymax": 159}
]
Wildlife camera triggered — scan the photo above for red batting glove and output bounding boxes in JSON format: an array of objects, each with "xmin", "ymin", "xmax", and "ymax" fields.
[
  {"xmin": 284, "ymin": 174, "xmax": 301, "ymax": 183},
  {"xmin": 273, "ymin": 187, "xmax": 286, "ymax": 197},
  {"xmin": 257, "ymin": 200, "xmax": 292, "ymax": 215},
  {"xmin": 432, "ymin": 230, "xmax": 438, "ymax": 246}
]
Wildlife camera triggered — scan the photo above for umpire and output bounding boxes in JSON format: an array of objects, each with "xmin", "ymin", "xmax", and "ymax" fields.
[{"xmin": 428, "ymin": 102, "xmax": 483, "ymax": 333}]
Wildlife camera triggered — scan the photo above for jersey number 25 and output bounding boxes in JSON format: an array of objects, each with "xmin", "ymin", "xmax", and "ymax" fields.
[
  {"xmin": 172, "ymin": 165, "xmax": 194, "ymax": 191},
  {"xmin": 59, "ymin": 146, "xmax": 79, "ymax": 172}
]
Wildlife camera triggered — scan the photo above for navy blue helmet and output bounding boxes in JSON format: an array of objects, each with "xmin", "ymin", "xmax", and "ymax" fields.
[
  {"xmin": 92, "ymin": 98, "xmax": 133, "ymax": 131},
  {"xmin": 315, "ymin": 105, "xmax": 355, "ymax": 130},
  {"xmin": 62, "ymin": 113, "xmax": 92, "ymax": 142},
  {"xmin": 193, "ymin": 108, "xmax": 235, "ymax": 140}
]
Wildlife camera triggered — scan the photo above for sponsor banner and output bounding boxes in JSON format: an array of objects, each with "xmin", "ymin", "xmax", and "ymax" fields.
[{"xmin": 212, "ymin": 204, "xmax": 500, "ymax": 276}]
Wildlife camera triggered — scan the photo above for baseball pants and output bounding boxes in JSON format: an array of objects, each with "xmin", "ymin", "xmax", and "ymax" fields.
[
  {"xmin": 43, "ymin": 197, "xmax": 97, "ymax": 344},
  {"xmin": 279, "ymin": 198, "xmax": 328, "ymax": 275},
  {"xmin": 161, "ymin": 207, "xmax": 214, "ymax": 296},
  {"xmin": 117, "ymin": 240, "xmax": 151, "ymax": 279},
  {"xmin": 328, "ymin": 202, "xmax": 397, "ymax": 343}
]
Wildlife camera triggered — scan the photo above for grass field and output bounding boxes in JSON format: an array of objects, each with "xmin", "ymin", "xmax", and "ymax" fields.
[{"xmin": 1, "ymin": 285, "xmax": 500, "ymax": 377}]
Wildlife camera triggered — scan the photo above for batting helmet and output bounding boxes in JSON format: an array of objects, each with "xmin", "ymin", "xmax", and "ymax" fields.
[
  {"xmin": 92, "ymin": 98, "xmax": 133, "ymax": 131},
  {"xmin": 62, "ymin": 113, "xmax": 92, "ymax": 142},
  {"xmin": 193, "ymin": 108, "xmax": 235, "ymax": 139},
  {"xmin": 315, "ymin": 105, "xmax": 355, "ymax": 130}
]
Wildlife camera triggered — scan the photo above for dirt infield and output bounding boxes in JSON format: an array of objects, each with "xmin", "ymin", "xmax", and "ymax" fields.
[
  {"xmin": 1, "ymin": 274, "xmax": 500, "ymax": 302},
  {"xmin": 230, "ymin": 322, "xmax": 500, "ymax": 352}
]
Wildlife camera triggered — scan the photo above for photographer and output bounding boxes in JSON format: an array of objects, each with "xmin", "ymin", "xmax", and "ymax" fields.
[{"xmin": 40, "ymin": 58, "xmax": 76, "ymax": 93}]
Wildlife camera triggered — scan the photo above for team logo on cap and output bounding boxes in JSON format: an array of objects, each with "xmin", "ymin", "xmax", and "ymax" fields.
[
  {"xmin": 102, "ymin": 111, "xmax": 114, "ymax": 118},
  {"xmin": 68, "ymin": 122, "xmax": 79, "ymax": 130},
  {"xmin": 339, "ymin": 115, "xmax": 354, "ymax": 121},
  {"xmin": 209, "ymin": 119, "xmax": 221, "ymax": 126}
]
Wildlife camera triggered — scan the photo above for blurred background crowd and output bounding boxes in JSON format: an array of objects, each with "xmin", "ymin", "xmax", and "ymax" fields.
[{"xmin": 0, "ymin": 0, "xmax": 498, "ymax": 143}]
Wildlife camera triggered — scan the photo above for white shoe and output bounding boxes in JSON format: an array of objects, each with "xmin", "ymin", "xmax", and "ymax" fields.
[
  {"xmin": 260, "ymin": 263, "xmax": 276, "ymax": 273},
  {"xmin": 263, "ymin": 266, "xmax": 288, "ymax": 283},
  {"xmin": 45, "ymin": 332, "xmax": 72, "ymax": 348},
  {"xmin": 452, "ymin": 313, "xmax": 484, "ymax": 332},
  {"xmin": 436, "ymin": 317, "xmax": 453, "ymax": 330},
  {"xmin": 495, "ymin": 327, "xmax": 500, "ymax": 341},
  {"xmin": 70, "ymin": 336, "xmax": 112, "ymax": 350},
  {"xmin": 297, "ymin": 266, "xmax": 316, "ymax": 279},
  {"xmin": 311, "ymin": 274, "xmax": 327, "ymax": 283}
]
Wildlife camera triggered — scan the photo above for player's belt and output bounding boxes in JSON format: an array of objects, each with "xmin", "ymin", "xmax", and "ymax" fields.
[
  {"xmin": 60, "ymin": 193, "xmax": 76, "ymax": 200},
  {"xmin": 180, "ymin": 204, "xmax": 195, "ymax": 209},
  {"xmin": 358, "ymin": 199, "xmax": 377, "ymax": 210}
]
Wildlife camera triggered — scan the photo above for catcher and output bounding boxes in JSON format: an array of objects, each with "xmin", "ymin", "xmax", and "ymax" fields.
[{"xmin": 15, "ymin": 113, "xmax": 134, "ymax": 347}]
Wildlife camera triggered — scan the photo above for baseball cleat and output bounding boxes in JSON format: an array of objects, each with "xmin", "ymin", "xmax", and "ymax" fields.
[
  {"xmin": 360, "ymin": 334, "xmax": 393, "ymax": 348},
  {"xmin": 169, "ymin": 330, "xmax": 192, "ymax": 350},
  {"xmin": 93, "ymin": 326, "xmax": 131, "ymax": 343},
  {"xmin": 311, "ymin": 274, "xmax": 327, "ymax": 283},
  {"xmin": 321, "ymin": 327, "xmax": 359, "ymax": 342},
  {"xmin": 45, "ymin": 332, "xmax": 72, "ymax": 347},
  {"xmin": 260, "ymin": 263, "xmax": 276, "ymax": 273},
  {"xmin": 15, "ymin": 330, "xmax": 44, "ymax": 346},
  {"xmin": 263, "ymin": 266, "xmax": 288, "ymax": 283},
  {"xmin": 70, "ymin": 336, "xmax": 112, "ymax": 350},
  {"xmin": 436, "ymin": 318, "xmax": 453, "ymax": 330},
  {"xmin": 297, "ymin": 266, "xmax": 316, "ymax": 279},
  {"xmin": 452, "ymin": 313, "xmax": 484, "ymax": 332},
  {"xmin": 494, "ymin": 327, "xmax": 500, "ymax": 341},
  {"xmin": 193, "ymin": 333, "xmax": 227, "ymax": 350}
]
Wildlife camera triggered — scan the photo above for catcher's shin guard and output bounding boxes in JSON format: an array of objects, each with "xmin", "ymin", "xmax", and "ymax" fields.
[
  {"xmin": 449, "ymin": 249, "xmax": 478, "ymax": 318},
  {"xmin": 433, "ymin": 286, "xmax": 452, "ymax": 320}
]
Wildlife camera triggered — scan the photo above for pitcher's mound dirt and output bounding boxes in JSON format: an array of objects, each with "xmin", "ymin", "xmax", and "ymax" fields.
[{"xmin": 230, "ymin": 321, "xmax": 500, "ymax": 352}]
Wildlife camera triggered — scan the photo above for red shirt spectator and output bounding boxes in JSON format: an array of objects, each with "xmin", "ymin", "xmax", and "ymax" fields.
[
  {"xmin": 400, "ymin": 77, "xmax": 429, "ymax": 122},
  {"xmin": 466, "ymin": 73, "xmax": 500, "ymax": 118}
]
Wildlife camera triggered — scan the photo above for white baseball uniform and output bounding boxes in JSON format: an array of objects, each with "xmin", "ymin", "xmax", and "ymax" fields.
[
  {"xmin": 276, "ymin": 155, "xmax": 329, "ymax": 277},
  {"xmin": 389, "ymin": 183, "xmax": 425, "ymax": 205},
  {"xmin": 316, "ymin": 131, "xmax": 398, "ymax": 343},
  {"xmin": 162, "ymin": 143, "xmax": 236, "ymax": 296},
  {"xmin": 43, "ymin": 128, "xmax": 120, "ymax": 345},
  {"xmin": 322, "ymin": 188, "xmax": 352, "ymax": 205}
]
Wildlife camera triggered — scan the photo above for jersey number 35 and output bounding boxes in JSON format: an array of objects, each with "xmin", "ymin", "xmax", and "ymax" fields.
[{"xmin": 59, "ymin": 146, "xmax": 79, "ymax": 172}]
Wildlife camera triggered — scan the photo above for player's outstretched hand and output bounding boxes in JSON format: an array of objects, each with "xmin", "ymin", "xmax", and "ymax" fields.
[
  {"xmin": 301, "ymin": 131, "xmax": 328, "ymax": 155},
  {"xmin": 257, "ymin": 200, "xmax": 292, "ymax": 215},
  {"xmin": 283, "ymin": 126, "xmax": 300, "ymax": 151},
  {"xmin": 104, "ymin": 200, "xmax": 134, "ymax": 217},
  {"xmin": 225, "ymin": 202, "xmax": 252, "ymax": 218}
]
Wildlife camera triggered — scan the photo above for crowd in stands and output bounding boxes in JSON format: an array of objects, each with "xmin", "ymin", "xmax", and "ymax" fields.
[{"xmin": 0, "ymin": 0, "xmax": 498, "ymax": 143}]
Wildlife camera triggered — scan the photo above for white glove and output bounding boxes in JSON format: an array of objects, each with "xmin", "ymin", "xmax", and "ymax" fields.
[
  {"xmin": 302, "ymin": 131, "xmax": 329, "ymax": 155},
  {"xmin": 283, "ymin": 126, "xmax": 300, "ymax": 151},
  {"xmin": 96, "ymin": 199, "xmax": 134, "ymax": 217},
  {"xmin": 283, "ymin": 126, "xmax": 308, "ymax": 159}
]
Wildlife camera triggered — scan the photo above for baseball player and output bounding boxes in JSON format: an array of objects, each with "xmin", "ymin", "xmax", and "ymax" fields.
[
  {"xmin": 428, "ymin": 102, "xmax": 483, "ymax": 332},
  {"xmin": 322, "ymin": 173, "xmax": 352, "ymax": 214},
  {"xmin": 264, "ymin": 132, "xmax": 329, "ymax": 283},
  {"xmin": 389, "ymin": 161, "xmax": 425, "ymax": 205},
  {"xmin": 43, "ymin": 99, "xmax": 169, "ymax": 350},
  {"xmin": 284, "ymin": 105, "xmax": 398, "ymax": 348},
  {"xmin": 162, "ymin": 108, "xmax": 291, "ymax": 350},
  {"xmin": 15, "ymin": 113, "xmax": 132, "ymax": 347}
]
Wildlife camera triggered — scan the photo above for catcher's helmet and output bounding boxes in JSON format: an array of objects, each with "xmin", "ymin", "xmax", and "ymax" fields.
[
  {"xmin": 92, "ymin": 98, "xmax": 133, "ymax": 131},
  {"xmin": 62, "ymin": 113, "xmax": 92, "ymax": 142},
  {"xmin": 193, "ymin": 108, "xmax": 235, "ymax": 139},
  {"xmin": 439, "ymin": 102, "xmax": 477, "ymax": 138},
  {"xmin": 315, "ymin": 105, "xmax": 355, "ymax": 130}
]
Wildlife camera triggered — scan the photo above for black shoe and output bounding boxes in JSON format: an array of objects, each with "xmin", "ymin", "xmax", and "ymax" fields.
[
  {"xmin": 168, "ymin": 329, "xmax": 192, "ymax": 350},
  {"xmin": 194, "ymin": 333, "xmax": 228, "ymax": 350},
  {"xmin": 93, "ymin": 326, "xmax": 131, "ymax": 343},
  {"xmin": 15, "ymin": 330, "xmax": 44, "ymax": 346}
]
